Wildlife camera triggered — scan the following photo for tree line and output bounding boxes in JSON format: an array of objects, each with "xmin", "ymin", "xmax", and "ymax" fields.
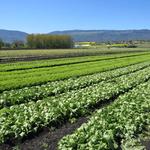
[
  {"xmin": 27, "ymin": 34, "xmax": 74, "ymax": 49},
  {"xmin": 0, "ymin": 34, "xmax": 74, "ymax": 49},
  {"xmin": 0, "ymin": 40, "xmax": 25, "ymax": 49}
]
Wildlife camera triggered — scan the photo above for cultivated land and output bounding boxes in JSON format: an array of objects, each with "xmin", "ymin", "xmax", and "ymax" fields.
[
  {"xmin": 0, "ymin": 49, "xmax": 150, "ymax": 150},
  {"xmin": 0, "ymin": 47, "xmax": 150, "ymax": 62}
]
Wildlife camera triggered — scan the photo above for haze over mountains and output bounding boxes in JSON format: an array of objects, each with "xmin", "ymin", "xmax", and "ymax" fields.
[
  {"xmin": 50, "ymin": 29, "xmax": 150, "ymax": 42},
  {"xmin": 1, "ymin": 29, "xmax": 150, "ymax": 43},
  {"xmin": 0, "ymin": 29, "xmax": 28, "ymax": 43}
]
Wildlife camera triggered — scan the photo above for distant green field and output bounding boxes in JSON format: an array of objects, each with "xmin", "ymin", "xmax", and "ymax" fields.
[
  {"xmin": 0, "ymin": 47, "xmax": 150, "ymax": 62},
  {"xmin": 136, "ymin": 42, "xmax": 150, "ymax": 48},
  {"xmin": 0, "ymin": 52, "xmax": 149, "ymax": 71}
]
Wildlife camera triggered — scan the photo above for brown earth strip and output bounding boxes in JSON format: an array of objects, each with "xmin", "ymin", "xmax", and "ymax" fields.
[{"xmin": 141, "ymin": 140, "xmax": 150, "ymax": 150}]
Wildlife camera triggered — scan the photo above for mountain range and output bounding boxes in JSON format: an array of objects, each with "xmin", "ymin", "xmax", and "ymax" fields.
[
  {"xmin": 0, "ymin": 29, "xmax": 28, "ymax": 43},
  {"xmin": 1, "ymin": 29, "xmax": 150, "ymax": 43},
  {"xmin": 50, "ymin": 29, "xmax": 150, "ymax": 42}
]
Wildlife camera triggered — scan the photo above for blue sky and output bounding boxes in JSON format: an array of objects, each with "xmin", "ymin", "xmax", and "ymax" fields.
[{"xmin": 0, "ymin": 0, "xmax": 150, "ymax": 33}]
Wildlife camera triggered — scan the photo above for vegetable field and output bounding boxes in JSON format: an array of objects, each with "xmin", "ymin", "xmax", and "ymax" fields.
[
  {"xmin": 0, "ymin": 47, "xmax": 149, "ymax": 63},
  {"xmin": 0, "ymin": 52, "xmax": 150, "ymax": 150}
]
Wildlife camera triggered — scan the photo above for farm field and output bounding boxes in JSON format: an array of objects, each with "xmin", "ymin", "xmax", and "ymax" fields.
[
  {"xmin": 0, "ymin": 51, "xmax": 150, "ymax": 150},
  {"xmin": 0, "ymin": 47, "xmax": 150, "ymax": 62}
]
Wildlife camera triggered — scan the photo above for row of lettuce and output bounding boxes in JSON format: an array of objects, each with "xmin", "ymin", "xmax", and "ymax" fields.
[
  {"xmin": 0, "ymin": 61, "xmax": 150, "ymax": 108},
  {"xmin": 0, "ymin": 64, "xmax": 150, "ymax": 144},
  {"xmin": 1, "ymin": 54, "xmax": 150, "ymax": 92},
  {"xmin": 58, "ymin": 80, "xmax": 150, "ymax": 150}
]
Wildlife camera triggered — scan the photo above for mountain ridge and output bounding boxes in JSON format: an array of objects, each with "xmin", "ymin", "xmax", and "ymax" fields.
[
  {"xmin": 0, "ymin": 29, "xmax": 28, "ymax": 43},
  {"xmin": 1, "ymin": 29, "xmax": 150, "ymax": 43},
  {"xmin": 49, "ymin": 29, "xmax": 150, "ymax": 42}
]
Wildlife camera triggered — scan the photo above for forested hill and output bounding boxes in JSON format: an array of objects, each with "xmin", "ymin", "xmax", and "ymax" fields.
[{"xmin": 50, "ymin": 29, "xmax": 150, "ymax": 42}]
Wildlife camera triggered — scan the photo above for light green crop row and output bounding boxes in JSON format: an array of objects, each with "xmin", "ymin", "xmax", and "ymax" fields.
[
  {"xmin": 1, "ymin": 54, "xmax": 150, "ymax": 92},
  {"xmin": 58, "ymin": 80, "xmax": 150, "ymax": 150},
  {"xmin": 1, "ymin": 52, "xmax": 148, "ymax": 72},
  {"xmin": 0, "ymin": 61, "xmax": 150, "ymax": 108},
  {"xmin": 0, "ymin": 65, "xmax": 150, "ymax": 144},
  {"xmin": 1, "ymin": 53, "xmax": 150, "ymax": 79}
]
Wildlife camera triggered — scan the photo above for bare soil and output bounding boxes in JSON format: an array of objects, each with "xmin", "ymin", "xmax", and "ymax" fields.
[
  {"xmin": 0, "ymin": 117, "xmax": 88, "ymax": 150},
  {"xmin": 142, "ymin": 140, "xmax": 150, "ymax": 150}
]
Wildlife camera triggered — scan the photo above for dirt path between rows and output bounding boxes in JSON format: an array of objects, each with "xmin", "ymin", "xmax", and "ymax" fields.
[
  {"xmin": 0, "ymin": 116, "xmax": 88, "ymax": 150},
  {"xmin": 142, "ymin": 140, "xmax": 150, "ymax": 150}
]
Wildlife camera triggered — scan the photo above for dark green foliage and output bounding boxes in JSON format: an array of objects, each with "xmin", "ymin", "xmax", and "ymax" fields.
[
  {"xmin": 108, "ymin": 44, "xmax": 129, "ymax": 48},
  {"xmin": 4, "ymin": 42, "xmax": 11, "ymax": 48},
  {"xmin": 107, "ymin": 43, "xmax": 137, "ymax": 48},
  {"xmin": 0, "ymin": 39, "xmax": 4, "ymax": 49},
  {"xmin": 12, "ymin": 40, "xmax": 25, "ymax": 48},
  {"xmin": 27, "ymin": 34, "xmax": 74, "ymax": 49}
]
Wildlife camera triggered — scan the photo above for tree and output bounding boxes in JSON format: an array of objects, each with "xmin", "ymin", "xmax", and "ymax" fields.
[
  {"xmin": 27, "ymin": 34, "xmax": 74, "ymax": 49},
  {"xmin": 0, "ymin": 39, "xmax": 4, "ymax": 49},
  {"xmin": 12, "ymin": 41, "xmax": 25, "ymax": 48},
  {"xmin": 4, "ymin": 42, "xmax": 11, "ymax": 48}
]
